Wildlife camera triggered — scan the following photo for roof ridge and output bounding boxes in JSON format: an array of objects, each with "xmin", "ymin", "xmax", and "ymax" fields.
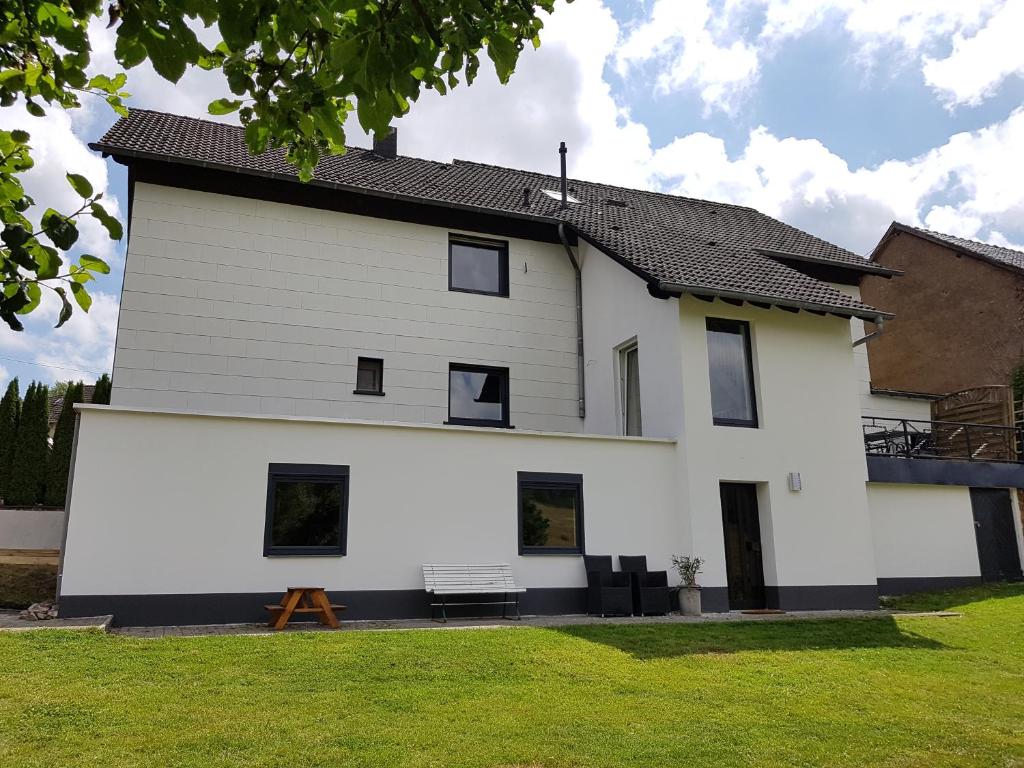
[
  {"xmin": 450, "ymin": 157, "xmax": 758, "ymax": 212},
  {"xmin": 901, "ymin": 222, "xmax": 1024, "ymax": 257}
]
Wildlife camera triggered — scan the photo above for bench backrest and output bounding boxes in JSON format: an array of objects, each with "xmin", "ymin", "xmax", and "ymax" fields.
[{"xmin": 422, "ymin": 563, "xmax": 520, "ymax": 591}]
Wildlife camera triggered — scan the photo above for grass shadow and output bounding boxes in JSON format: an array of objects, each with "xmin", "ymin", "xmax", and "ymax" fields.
[
  {"xmin": 883, "ymin": 582, "xmax": 1024, "ymax": 613},
  {"xmin": 553, "ymin": 616, "xmax": 945, "ymax": 660}
]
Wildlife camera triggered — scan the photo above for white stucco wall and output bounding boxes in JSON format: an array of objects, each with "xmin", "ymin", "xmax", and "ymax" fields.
[
  {"xmin": 60, "ymin": 406, "xmax": 683, "ymax": 597},
  {"xmin": 867, "ymin": 484, "xmax": 980, "ymax": 579},
  {"xmin": 114, "ymin": 183, "xmax": 582, "ymax": 431},
  {"xmin": 579, "ymin": 243, "xmax": 683, "ymax": 439},
  {"xmin": 676, "ymin": 297, "xmax": 878, "ymax": 590}
]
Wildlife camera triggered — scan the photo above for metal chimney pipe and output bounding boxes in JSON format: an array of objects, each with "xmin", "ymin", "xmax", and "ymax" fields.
[{"xmin": 559, "ymin": 141, "xmax": 568, "ymax": 209}]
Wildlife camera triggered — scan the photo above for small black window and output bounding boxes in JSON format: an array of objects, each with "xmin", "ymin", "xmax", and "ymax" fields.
[
  {"xmin": 264, "ymin": 464, "xmax": 349, "ymax": 556},
  {"xmin": 706, "ymin": 318, "xmax": 758, "ymax": 427},
  {"xmin": 449, "ymin": 237, "xmax": 509, "ymax": 296},
  {"xmin": 354, "ymin": 357, "xmax": 384, "ymax": 395},
  {"xmin": 447, "ymin": 363, "xmax": 510, "ymax": 428},
  {"xmin": 518, "ymin": 472, "xmax": 584, "ymax": 555}
]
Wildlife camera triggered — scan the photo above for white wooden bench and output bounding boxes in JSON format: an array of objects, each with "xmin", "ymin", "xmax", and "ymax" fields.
[{"xmin": 422, "ymin": 563, "xmax": 527, "ymax": 622}]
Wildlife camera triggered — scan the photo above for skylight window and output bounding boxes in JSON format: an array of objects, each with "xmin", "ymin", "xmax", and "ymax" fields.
[{"xmin": 542, "ymin": 189, "xmax": 580, "ymax": 204}]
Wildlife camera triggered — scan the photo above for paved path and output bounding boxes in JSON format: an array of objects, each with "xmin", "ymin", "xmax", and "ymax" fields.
[
  {"xmin": 0, "ymin": 609, "xmax": 111, "ymax": 632},
  {"xmin": 1, "ymin": 607, "xmax": 959, "ymax": 637}
]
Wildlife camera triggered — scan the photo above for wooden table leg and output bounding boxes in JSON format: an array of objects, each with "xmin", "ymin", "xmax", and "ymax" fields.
[
  {"xmin": 310, "ymin": 589, "xmax": 340, "ymax": 629},
  {"xmin": 272, "ymin": 588, "xmax": 303, "ymax": 630}
]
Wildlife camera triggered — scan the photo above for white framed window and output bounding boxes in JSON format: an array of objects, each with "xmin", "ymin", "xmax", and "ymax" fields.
[{"xmin": 617, "ymin": 339, "xmax": 642, "ymax": 436}]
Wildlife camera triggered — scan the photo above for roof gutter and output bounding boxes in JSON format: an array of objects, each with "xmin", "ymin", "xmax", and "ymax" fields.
[
  {"xmin": 558, "ymin": 222, "xmax": 586, "ymax": 420},
  {"xmin": 656, "ymin": 281, "xmax": 893, "ymax": 325}
]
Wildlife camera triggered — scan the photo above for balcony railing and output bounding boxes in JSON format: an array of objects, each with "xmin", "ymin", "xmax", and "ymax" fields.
[{"xmin": 863, "ymin": 416, "xmax": 1024, "ymax": 464}]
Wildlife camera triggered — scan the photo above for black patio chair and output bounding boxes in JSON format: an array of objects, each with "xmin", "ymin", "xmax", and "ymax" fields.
[
  {"xmin": 583, "ymin": 555, "xmax": 633, "ymax": 617},
  {"xmin": 618, "ymin": 555, "xmax": 671, "ymax": 616}
]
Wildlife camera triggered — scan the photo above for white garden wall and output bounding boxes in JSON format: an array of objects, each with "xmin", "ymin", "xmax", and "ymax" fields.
[
  {"xmin": 867, "ymin": 483, "xmax": 980, "ymax": 587},
  {"xmin": 0, "ymin": 507, "xmax": 65, "ymax": 550},
  {"xmin": 113, "ymin": 183, "xmax": 582, "ymax": 431}
]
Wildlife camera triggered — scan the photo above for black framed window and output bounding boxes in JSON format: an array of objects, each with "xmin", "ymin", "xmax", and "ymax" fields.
[
  {"xmin": 518, "ymin": 472, "xmax": 584, "ymax": 555},
  {"xmin": 448, "ymin": 236, "xmax": 509, "ymax": 296},
  {"xmin": 447, "ymin": 363, "xmax": 510, "ymax": 428},
  {"xmin": 264, "ymin": 464, "xmax": 349, "ymax": 556},
  {"xmin": 706, "ymin": 318, "xmax": 758, "ymax": 427},
  {"xmin": 354, "ymin": 357, "xmax": 384, "ymax": 396}
]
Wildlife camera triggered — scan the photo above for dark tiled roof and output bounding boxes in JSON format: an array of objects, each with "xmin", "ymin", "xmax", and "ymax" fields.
[
  {"xmin": 93, "ymin": 109, "xmax": 890, "ymax": 320},
  {"xmin": 48, "ymin": 385, "xmax": 96, "ymax": 427},
  {"xmin": 879, "ymin": 223, "xmax": 1024, "ymax": 275}
]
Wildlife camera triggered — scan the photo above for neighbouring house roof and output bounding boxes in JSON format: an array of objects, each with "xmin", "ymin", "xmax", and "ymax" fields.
[
  {"xmin": 873, "ymin": 223, "xmax": 1024, "ymax": 276},
  {"xmin": 92, "ymin": 109, "xmax": 893, "ymax": 321},
  {"xmin": 48, "ymin": 385, "xmax": 96, "ymax": 428}
]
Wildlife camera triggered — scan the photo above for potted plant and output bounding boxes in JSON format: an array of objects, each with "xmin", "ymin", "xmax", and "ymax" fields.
[{"xmin": 671, "ymin": 555, "xmax": 704, "ymax": 616}]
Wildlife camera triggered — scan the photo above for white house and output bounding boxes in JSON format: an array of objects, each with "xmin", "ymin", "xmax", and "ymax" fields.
[{"xmin": 57, "ymin": 110, "xmax": 1024, "ymax": 625}]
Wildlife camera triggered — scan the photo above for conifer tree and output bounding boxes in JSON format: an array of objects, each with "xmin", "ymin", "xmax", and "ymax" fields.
[
  {"xmin": 0, "ymin": 378, "xmax": 20, "ymax": 504},
  {"xmin": 7, "ymin": 383, "xmax": 49, "ymax": 506},
  {"xmin": 46, "ymin": 381, "xmax": 82, "ymax": 506},
  {"xmin": 91, "ymin": 373, "xmax": 112, "ymax": 406}
]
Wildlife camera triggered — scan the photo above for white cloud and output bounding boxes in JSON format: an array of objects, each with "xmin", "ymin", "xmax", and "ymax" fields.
[
  {"xmin": 616, "ymin": 0, "xmax": 758, "ymax": 113},
  {"xmin": 391, "ymin": 0, "xmax": 654, "ymax": 188},
  {"xmin": 922, "ymin": 0, "xmax": 1024, "ymax": 107},
  {"xmin": 0, "ymin": 289, "xmax": 118, "ymax": 385},
  {"xmin": 618, "ymin": 0, "xmax": 1013, "ymax": 111}
]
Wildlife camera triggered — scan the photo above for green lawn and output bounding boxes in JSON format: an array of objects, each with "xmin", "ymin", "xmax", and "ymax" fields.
[{"xmin": 1, "ymin": 585, "xmax": 1023, "ymax": 767}]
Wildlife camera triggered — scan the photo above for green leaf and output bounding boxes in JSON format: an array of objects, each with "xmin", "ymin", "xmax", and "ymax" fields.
[
  {"xmin": 25, "ymin": 100, "xmax": 45, "ymax": 117},
  {"xmin": 17, "ymin": 281, "xmax": 41, "ymax": 314},
  {"xmin": 53, "ymin": 286, "xmax": 73, "ymax": 328},
  {"xmin": 41, "ymin": 208, "xmax": 78, "ymax": 250},
  {"xmin": 70, "ymin": 281, "xmax": 92, "ymax": 312},
  {"xmin": 88, "ymin": 203, "xmax": 123, "ymax": 240},
  {"xmin": 0, "ymin": 311, "xmax": 24, "ymax": 331},
  {"xmin": 66, "ymin": 172, "xmax": 93, "ymax": 198},
  {"xmin": 79, "ymin": 254, "xmax": 110, "ymax": 274},
  {"xmin": 115, "ymin": 34, "xmax": 148, "ymax": 68},
  {"xmin": 10, "ymin": 129, "xmax": 29, "ymax": 143},
  {"xmin": 217, "ymin": 0, "xmax": 258, "ymax": 51},
  {"xmin": 208, "ymin": 98, "xmax": 243, "ymax": 115},
  {"xmin": 33, "ymin": 245, "xmax": 61, "ymax": 280},
  {"xmin": 143, "ymin": 27, "xmax": 187, "ymax": 82},
  {"xmin": 1, "ymin": 224, "xmax": 30, "ymax": 248}
]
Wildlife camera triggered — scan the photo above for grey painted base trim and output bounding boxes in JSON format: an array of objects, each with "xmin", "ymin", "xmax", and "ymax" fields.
[
  {"xmin": 695, "ymin": 587, "xmax": 729, "ymax": 613},
  {"xmin": 877, "ymin": 576, "xmax": 982, "ymax": 596},
  {"xmin": 63, "ymin": 584, "xmax": 884, "ymax": 626},
  {"xmin": 867, "ymin": 456, "xmax": 1024, "ymax": 489},
  {"xmin": 60, "ymin": 588, "xmax": 588, "ymax": 627},
  {"xmin": 764, "ymin": 585, "xmax": 879, "ymax": 611}
]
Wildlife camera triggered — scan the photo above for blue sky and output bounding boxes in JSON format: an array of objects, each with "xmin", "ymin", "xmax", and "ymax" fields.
[{"xmin": 2, "ymin": 0, "xmax": 1023, "ymax": 392}]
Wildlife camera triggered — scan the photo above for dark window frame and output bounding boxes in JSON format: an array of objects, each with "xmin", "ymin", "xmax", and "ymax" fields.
[
  {"xmin": 263, "ymin": 463, "xmax": 350, "ymax": 557},
  {"xmin": 448, "ymin": 236, "xmax": 510, "ymax": 297},
  {"xmin": 517, "ymin": 471, "xmax": 585, "ymax": 556},
  {"xmin": 353, "ymin": 356, "xmax": 385, "ymax": 396},
  {"xmin": 446, "ymin": 363, "xmax": 512, "ymax": 428},
  {"xmin": 706, "ymin": 317, "xmax": 759, "ymax": 428}
]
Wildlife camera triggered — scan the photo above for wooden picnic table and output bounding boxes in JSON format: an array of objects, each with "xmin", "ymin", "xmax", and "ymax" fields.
[{"xmin": 265, "ymin": 586, "xmax": 345, "ymax": 630}]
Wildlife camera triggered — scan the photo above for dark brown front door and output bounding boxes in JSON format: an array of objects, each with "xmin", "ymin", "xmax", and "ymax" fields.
[
  {"xmin": 970, "ymin": 488, "xmax": 1023, "ymax": 582},
  {"xmin": 721, "ymin": 482, "xmax": 766, "ymax": 610}
]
